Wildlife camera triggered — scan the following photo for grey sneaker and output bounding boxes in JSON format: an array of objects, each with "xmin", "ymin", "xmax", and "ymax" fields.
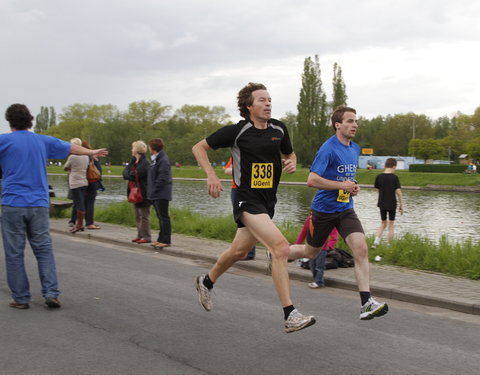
[
  {"xmin": 195, "ymin": 275, "xmax": 213, "ymax": 311},
  {"xmin": 284, "ymin": 309, "xmax": 316, "ymax": 333},
  {"xmin": 360, "ymin": 297, "xmax": 388, "ymax": 320}
]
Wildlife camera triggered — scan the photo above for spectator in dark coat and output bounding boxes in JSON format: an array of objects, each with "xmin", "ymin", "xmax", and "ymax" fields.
[
  {"xmin": 147, "ymin": 138, "xmax": 172, "ymax": 249},
  {"xmin": 123, "ymin": 141, "xmax": 151, "ymax": 244}
]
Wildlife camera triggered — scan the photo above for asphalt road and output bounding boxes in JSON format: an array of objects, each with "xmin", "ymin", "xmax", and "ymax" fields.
[{"xmin": 1, "ymin": 233, "xmax": 479, "ymax": 375}]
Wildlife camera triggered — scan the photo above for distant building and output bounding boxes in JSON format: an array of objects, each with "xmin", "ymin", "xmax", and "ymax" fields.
[{"xmin": 358, "ymin": 156, "xmax": 452, "ymax": 170}]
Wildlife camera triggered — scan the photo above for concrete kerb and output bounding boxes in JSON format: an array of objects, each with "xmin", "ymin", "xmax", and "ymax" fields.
[{"xmin": 49, "ymin": 221, "xmax": 479, "ymax": 316}]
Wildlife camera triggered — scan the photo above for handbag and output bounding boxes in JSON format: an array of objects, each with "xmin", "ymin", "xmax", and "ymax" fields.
[
  {"xmin": 86, "ymin": 160, "xmax": 101, "ymax": 180},
  {"xmin": 128, "ymin": 185, "xmax": 143, "ymax": 203},
  {"xmin": 127, "ymin": 168, "xmax": 144, "ymax": 203}
]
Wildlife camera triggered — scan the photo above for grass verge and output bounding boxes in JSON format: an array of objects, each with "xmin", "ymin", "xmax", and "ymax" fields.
[{"xmin": 87, "ymin": 201, "xmax": 480, "ymax": 280}]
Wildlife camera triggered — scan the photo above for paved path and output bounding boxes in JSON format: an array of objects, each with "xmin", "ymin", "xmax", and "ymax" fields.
[{"xmin": 50, "ymin": 219, "xmax": 480, "ymax": 315}]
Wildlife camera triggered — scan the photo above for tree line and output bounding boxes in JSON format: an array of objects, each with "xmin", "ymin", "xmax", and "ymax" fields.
[{"xmin": 36, "ymin": 56, "xmax": 480, "ymax": 166}]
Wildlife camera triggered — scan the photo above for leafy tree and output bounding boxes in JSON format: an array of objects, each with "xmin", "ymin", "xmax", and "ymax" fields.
[
  {"xmin": 35, "ymin": 106, "xmax": 50, "ymax": 133},
  {"xmin": 331, "ymin": 62, "xmax": 348, "ymax": 110},
  {"xmin": 408, "ymin": 139, "xmax": 444, "ymax": 161},
  {"xmin": 466, "ymin": 138, "xmax": 480, "ymax": 161},
  {"xmin": 125, "ymin": 100, "xmax": 171, "ymax": 128},
  {"xmin": 372, "ymin": 114, "xmax": 434, "ymax": 155},
  {"xmin": 295, "ymin": 55, "xmax": 328, "ymax": 167}
]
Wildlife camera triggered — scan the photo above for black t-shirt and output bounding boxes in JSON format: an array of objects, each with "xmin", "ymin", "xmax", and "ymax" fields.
[
  {"xmin": 374, "ymin": 173, "xmax": 401, "ymax": 210},
  {"xmin": 206, "ymin": 118, "xmax": 293, "ymax": 205}
]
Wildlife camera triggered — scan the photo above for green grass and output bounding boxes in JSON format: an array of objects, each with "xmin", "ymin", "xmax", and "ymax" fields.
[
  {"xmin": 47, "ymin": 165, "xmax": 480, "ymax": 187},
  {"xmin": 368, "ymin": 234, "xmax": 480, "ymax": 280},
  {"xmin": 87, "ymin": 201, "xmax": 480, "ymax": 280}
]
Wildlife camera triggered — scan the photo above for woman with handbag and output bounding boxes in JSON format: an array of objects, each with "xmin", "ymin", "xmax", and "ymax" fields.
[
  {"xmin": 64, "ymin": 138, "xmax": 89, "ymax": 233},
  {"xmin": 122, "ymin": 140, "xmax": 151, "ymax": 244}
]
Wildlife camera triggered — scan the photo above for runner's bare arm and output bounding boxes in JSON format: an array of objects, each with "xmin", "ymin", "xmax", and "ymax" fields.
[
  {"xmin": 307, "ymin": 172, "xmax": 357, "ymax": 192},
  {"xmin": 192, "ymin": 139, "xmax": 223, "ymax": 198}
]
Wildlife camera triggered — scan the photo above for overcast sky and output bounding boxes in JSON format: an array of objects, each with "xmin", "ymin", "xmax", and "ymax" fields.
[{"xmin": 1, "ymin": 0, "xmax": 480, "ymax": 133}]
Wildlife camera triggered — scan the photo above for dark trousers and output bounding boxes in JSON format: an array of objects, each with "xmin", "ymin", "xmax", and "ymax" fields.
[
  {"xmin": 85, "ymin": 182, "xmax": 98, "ymax": 226},
  {"xmin": 152, "ymin": 199, "xmax": 171, "ymax": 244},
  {"xmin": 70, "ymin": 182, "xmax": 98, "ymax": 225}
]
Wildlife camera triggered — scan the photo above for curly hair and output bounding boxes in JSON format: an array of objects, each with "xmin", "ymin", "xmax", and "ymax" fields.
[
  {"xmin": 237, "ymin": 82, "xmax": 267, "ymax": 119},
  {"xmin": 5, "ymin": 104, "xmax": 33, "ymax": 130},
  {"xmin": 331, "ymin": 106, "xmax": 356, "ymax": 131}
]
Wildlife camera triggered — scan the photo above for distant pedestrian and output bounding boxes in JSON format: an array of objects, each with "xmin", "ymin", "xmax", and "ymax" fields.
[
  {"xmin": 0, "ymin": 103, "xmax": 108, "ymax": 309},
  {"xmin": 123, "ymin": 141, "xmax": 151, "ymax": 244},
  {"xmin": 65, "ymin": 138, "xmax": 89, "ymax": 233},
  {"xmin": 147, "ymin": 138, "xmax": 172, "ymax": 249},
  {"xmin": 372, "ymin": 158, "xmax": 404, "ymax": 248}
]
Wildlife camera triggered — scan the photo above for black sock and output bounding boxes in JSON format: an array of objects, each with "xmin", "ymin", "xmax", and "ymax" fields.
[
  {"xmin": 283, "ymin": 305, "xmax": 295, "ymax": 320},
  {"xmin": 360, "ymin": 291, "xmax": 371, "ymax": 306},
  {"xmin": 203, "ymin": 274, "xmax": 214, "ymax": 289}
]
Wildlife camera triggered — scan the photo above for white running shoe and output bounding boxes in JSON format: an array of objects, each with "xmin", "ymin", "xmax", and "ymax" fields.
[
  {"xmin": 308, "ymin": 282, "xmax": 324, "ymax": 289},
  {"xmin": 284, "ymin": 309, "xmax": 316, "ymax": 333},
  {"xmin": 194, "ymin": 275, "xmax": 213, "ymax": 311},
  {"xmin": 360, "ymin": 297, "xmax": 388, "ymax": 320}
]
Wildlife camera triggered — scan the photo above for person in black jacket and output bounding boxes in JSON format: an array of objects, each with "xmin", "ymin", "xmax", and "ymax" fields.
[
  {"xmin": 147, "ymin": 138, "xmax": 172, "ymax": 249},
  {"xmin": 123, "ymin": 141, "xmax": 151, "ymax": 243}
]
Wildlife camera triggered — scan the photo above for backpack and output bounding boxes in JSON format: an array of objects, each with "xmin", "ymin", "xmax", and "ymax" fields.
[{"xmin": 326, "ymin": 248, "xmax": 354, "ymax": 268}]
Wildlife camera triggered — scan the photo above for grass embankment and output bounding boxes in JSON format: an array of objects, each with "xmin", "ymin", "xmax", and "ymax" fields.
[
  {"xmin": 47, "ymin": 165, "xmax": 480, "ymax": 187},
  {"xmin": 54, "ymin": 201, "xmax": 480, "ymax": 280}
]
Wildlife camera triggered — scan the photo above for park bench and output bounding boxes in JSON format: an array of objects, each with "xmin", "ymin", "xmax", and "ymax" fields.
[{"xmin": 49, "ymin": 185, "xmax": 73, "ymax": 215}]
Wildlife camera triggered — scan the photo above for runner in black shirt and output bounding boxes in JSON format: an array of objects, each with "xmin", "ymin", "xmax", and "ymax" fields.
[{"xmin": 192, "ymin": 82, "xmax": 315, "ymax": 332}]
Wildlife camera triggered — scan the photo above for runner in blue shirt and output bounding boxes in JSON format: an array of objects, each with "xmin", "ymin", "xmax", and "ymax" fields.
[{"xmin": 288, "ymin": 106, "xmax": 389, "ymax": 320}]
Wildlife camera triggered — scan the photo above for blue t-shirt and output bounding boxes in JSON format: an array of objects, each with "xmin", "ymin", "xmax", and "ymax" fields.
[
  {"xmin": 310, "ymin": 135, "xmax": 360, "ymax": 213},
  {"xmin": 0, "ymin": 130, "xmax": 71, "ymax": 207}
]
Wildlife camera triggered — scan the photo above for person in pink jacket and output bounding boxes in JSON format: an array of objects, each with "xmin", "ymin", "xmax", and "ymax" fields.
[{"xmin": 295, "ymin": 216, "xmax": 338, "ymax": 288}]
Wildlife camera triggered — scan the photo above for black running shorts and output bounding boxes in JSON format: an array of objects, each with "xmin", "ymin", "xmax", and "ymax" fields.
[{"xmin": 307, "ymin": 208, "xmax": 364, "ymax": 248}]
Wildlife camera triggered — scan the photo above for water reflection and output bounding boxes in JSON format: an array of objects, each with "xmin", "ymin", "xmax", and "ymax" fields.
[{"xmin": 48, "ymin": 175, "xmax": 480, "ymax": 242}]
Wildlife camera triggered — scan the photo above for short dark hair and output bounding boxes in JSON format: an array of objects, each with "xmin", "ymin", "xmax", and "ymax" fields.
[
  {"xmin": 331, "ymin": 106, "xmax": 357, "ymax": 131},
  {"xmin": 5, "ymin": 104, "xmax": 34, "ymax": 130},
  {"xmin": 385, "ymin": 158, "xmax": 397, "ymax": 168},
  {"xmin": 237, "ymin": 82, "xmax": 267, "ymax": 119},
  {"xmin": 149, "ymin": 138, "xmax": 164, "ymax": 152}
]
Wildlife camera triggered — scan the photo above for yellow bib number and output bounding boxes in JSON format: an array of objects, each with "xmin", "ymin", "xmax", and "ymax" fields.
[
  {"xmin": 251, "ymin": 163, "xmax": 274, "ymax": 188},
  {"xmin": 337, "ymin": 189, "xmax": 350, "ymax": 203}
]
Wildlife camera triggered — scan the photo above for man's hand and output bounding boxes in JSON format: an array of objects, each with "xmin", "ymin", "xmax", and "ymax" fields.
[
  {"xmin": 351, "ymin": 182, "xmax": 360, "ymax": 196},
  {"xmin": 93, "ymin": 148, "xmax": 108, "ymax": 157},
  {"xmin": 207, "ymin": 175, "xmax": 223, "ymax": 198},
  {"xmin": 283, "ymin": 158, "xmax": 296, "ymax": 174},
  {"xmin": 341, "ymin": 180, "xmax": 357, "ymax": 193}
]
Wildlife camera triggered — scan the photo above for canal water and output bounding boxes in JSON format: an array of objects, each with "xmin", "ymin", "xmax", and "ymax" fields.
[{"xmin": 48, "ymin": 175, "xmax": 480, "ymax": 242}]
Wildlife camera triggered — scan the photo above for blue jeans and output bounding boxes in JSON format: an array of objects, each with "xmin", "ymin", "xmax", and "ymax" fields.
[
  {"xmin": 309, "ymin": 250, "xmax": 327, "ymax": 286},
  {"xmin": 1, "ymin": 206, "xmax": 59, "ymax": 303}
]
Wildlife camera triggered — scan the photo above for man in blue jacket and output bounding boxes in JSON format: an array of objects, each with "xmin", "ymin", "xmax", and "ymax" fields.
[
  {"xmin": 147, "ymin": 138, "xmax": 172, "ymax": 249},
  {"xmin": 0, "ymin": 104, "xmax": 108, "ymax": 310}
]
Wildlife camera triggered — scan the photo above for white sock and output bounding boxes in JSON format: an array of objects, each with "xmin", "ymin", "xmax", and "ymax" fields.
[{"xmin": 373, "ymin": 237, "xmax": 381, "ymax": 245}]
